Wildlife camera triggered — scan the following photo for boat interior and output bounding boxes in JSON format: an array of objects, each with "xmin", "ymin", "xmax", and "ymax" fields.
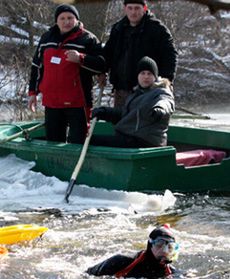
[{"xmin": 0, "ymin": 121, "xmax": 230, "ymax": 168}]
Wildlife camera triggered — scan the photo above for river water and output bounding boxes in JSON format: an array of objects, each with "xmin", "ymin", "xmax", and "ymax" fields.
[{"xmin": 0, "ymin": 109, "xmax": 230, "ymax": 279}]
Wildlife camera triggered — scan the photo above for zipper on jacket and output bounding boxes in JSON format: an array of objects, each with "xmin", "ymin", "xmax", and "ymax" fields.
[{"xmin": 135, "ymin": 110, "xmax": 140, "ymax": 131}]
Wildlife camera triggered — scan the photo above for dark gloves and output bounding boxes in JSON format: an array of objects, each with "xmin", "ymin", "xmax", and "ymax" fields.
[
  {"xmin": 92, "ymin": 107, "xmax": 106, "ymax": 120},
  {"xmin": 151, "ymin": 107, "xmax": 164, "ymax": 122}
]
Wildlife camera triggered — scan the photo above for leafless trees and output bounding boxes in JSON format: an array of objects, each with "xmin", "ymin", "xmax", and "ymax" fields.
[{"xmin": 0, "ymin": 0, "xmax": 56, "ymax": 120}]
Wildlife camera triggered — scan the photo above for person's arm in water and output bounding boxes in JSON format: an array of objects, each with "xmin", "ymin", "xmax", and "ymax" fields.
[{"xmin": 86, "ymin": 254, "xmax": 133, "ymax": 276}]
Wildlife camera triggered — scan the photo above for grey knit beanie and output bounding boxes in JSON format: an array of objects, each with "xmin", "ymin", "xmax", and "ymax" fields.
[
  {"xmin": 137, "ymin": 56, "xmax": 159, "ymax": 79},
  {"xmin": 55, "ymin": 4, "xmax": 79, "ymax": 22},
  {"xmin": 124, "ymin": 0, "xmax": 146, "ymax": 5}
]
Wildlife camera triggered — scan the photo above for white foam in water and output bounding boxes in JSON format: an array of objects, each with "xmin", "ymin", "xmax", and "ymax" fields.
[{"xmin": 0, "ymin": 154, "xmax": 176, "ymax": 214}]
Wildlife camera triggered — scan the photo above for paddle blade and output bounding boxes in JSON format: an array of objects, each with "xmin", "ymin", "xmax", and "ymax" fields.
[{"xmin": 65, "ymin": 179, "xmax": 75, "ymax": 203}]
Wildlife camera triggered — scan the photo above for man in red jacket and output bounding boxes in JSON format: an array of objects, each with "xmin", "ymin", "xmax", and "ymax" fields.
[{"xmin": 28, "ymin": 4, "xmax": 104, "ymax": 143}]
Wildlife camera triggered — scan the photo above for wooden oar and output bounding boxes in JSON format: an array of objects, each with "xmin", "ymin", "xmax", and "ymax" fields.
[
  {"xmin": 0, "ymin": 122, "xmax": 44, "ymax": 144},
  {"xmin": 65, "ymin": 86, "xmax": 104, "ymax": 203}
]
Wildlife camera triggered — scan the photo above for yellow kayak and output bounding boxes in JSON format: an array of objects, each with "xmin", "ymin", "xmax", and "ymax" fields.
[{"xmin": 0, "ymin": 224, "xmax": 48, "ymax": 245}]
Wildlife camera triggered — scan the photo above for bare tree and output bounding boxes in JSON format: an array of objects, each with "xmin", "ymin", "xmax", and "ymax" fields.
[
  {"xmin": 134, "ymin": 1, "xmax": 230, "ymax": 105},
  {"xmin": 0, "ymin": 0, "xmax": 229, "ymax": 121},
  {"xmin": 0, "ymin": 0, "xmax": 55, "ymax": 120},
  {"xmin": 186, "ymin": 0, "xmax": 230, "ymax": 13}
]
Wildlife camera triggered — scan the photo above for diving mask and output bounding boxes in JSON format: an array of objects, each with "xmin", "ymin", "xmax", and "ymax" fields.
[{"xmin": 149, "ymin": 237, "xmax": 180, "ymax": 262}]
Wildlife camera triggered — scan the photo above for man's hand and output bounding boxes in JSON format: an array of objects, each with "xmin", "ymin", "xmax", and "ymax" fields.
[
  {"xmin": 65, "ymin": 50, "xmax": 81, "ymax": 63},
  {"xmin": 28, "ymin": 95, "xmax": 37, "ymax": 112},
  {"xmin": 151, "ymin": 107, "xmax": 164, "ymax": 122},
  {"xmin": 92, "ymin": 107, "xmax": 106, "ymax": 120},
  {"xmin": 97, "ymin": 73, "xmax": 107, "ymax": 88}
]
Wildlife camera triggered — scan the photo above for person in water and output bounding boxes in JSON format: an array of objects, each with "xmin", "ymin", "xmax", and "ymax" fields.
[
  {"xmin": 86, "ymin": 224, "xmax": 180, "ymax": 278},
  {"xmin": 90, "ymin": 56, "xmax": 175, "ymax": 148}
]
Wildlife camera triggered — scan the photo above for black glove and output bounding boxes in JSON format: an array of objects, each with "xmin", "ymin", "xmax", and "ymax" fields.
[
  {"xmin": 92, "ymin": 107, "xmax": 106, "ymax": 120},
  {"xmin": 151, "ymin": 107, "xmax": 163, "ymax": 122}
]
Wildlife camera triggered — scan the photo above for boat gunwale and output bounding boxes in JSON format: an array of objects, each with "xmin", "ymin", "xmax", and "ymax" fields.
[
  {"xmin": 0, "ymin": 122, "xmax": 230, "ymax": 193},
  {"xmin": 0, "ymin": 137, "xmax": 176, "ymax": 160}
]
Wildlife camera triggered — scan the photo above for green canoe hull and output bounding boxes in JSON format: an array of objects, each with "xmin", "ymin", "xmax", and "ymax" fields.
[{"xmin": 0, "ymin": 121, "xmax": 229, "ymax": 193}]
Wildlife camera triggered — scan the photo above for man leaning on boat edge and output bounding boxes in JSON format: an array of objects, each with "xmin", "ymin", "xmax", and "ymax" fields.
[{"xmin": 90, "ymin": 56, "xmax": 175, "ymax": 148}]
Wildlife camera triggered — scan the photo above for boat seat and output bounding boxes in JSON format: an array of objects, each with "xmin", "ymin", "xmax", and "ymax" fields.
[{"xmin": 176, "ymin": 149, "xmax": 226, "ymax": 167}]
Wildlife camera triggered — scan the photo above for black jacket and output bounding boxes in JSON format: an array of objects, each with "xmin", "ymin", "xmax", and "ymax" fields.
[
  {"xmin": 87, "ymin": 250, "xmax": 177, "ymax": 278},
  {"xmin": 103, "ymin": 11, "xmax": 178, "ymax": 90}
]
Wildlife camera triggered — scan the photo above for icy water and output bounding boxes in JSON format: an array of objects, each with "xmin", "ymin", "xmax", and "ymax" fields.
[{"xmin": 0, "ymin": 109, "xmax": 230, "ymax": 279}]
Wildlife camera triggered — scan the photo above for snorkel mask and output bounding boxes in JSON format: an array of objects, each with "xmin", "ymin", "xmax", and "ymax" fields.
[
  {"xmin": 148, "ymin": 224, "xmax": 179, "ymax": 263},
  {"xmin": 149, "ymin": 237, "xmax": 179, "ymax": 263}
]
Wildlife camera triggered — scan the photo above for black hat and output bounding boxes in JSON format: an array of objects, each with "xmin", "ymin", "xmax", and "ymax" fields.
[
  {"xmin": 137, "ymin": 56, "xmax": 159, "ymax": 79},
  {"xmin": 55, "ymin": 4, "xmax": 80, "ymax": 22},
  {"xmin": 124, "ymin": 0, "xmax": 146, "ymax": 5},
  {"xmin": 149, "ymin": 224, "xmax": 175, "ymax": 242}
]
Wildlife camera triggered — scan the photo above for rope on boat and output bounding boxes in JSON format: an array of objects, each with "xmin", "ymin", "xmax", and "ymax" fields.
[{"xmin": 0, "ymin": 122, "xmax": 44, "ymax": 144}]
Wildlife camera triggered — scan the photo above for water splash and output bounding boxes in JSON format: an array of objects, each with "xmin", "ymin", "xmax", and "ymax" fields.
[{"xmin": 0, "ymin": 154, "xmax": 176, "ymax": 215}]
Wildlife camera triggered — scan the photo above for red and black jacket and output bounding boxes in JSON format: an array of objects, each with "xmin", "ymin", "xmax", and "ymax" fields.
[{"xmin": 29, "ymin": 23, "xmax": 105, "ymax": 108}]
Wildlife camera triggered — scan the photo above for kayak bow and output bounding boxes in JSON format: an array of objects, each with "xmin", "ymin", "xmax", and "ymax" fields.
[{"xmin": 0, "ymin": 224, "xmax": 48, "ymax": 245}]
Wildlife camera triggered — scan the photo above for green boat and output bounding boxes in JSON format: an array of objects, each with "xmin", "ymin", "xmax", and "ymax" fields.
[{"xmin": 0, "ymin": 120, "xmax": 229, "ymax": 193}]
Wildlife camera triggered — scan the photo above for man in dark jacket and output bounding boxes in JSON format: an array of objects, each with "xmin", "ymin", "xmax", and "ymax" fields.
[
  {"xmin": 91, "ymin": 56, "xmax": 175, "ymax": 148},
  {"xmin": 86, "ymin": 224, "xmax": 180, "ymax": 278},
  {"xmin": 28, "ymin": 4, "xmax": 105, "ymax": 143},
  {"xmin": 102, "ymin": 0, "xmax": 178, "ymax": 107}
]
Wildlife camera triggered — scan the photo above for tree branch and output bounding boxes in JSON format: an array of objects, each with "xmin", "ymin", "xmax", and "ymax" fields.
[
  {"xmin": 69, "ymin": 0, "xmax": 230, "ymax": 14},
  {"xmin": 185, "ymin": 0, "xmax": 230, "ymax": 13}
]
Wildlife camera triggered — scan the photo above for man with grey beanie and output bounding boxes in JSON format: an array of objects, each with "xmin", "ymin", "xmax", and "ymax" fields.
[{"xmin": 90, "ymin": 57, "xmax": 175, "ymax": 148}]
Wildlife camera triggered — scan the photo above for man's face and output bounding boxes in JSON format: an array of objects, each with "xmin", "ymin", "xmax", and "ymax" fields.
[
  {"xmin": 57, "ymin": 12, "xmax": 78, "ymax": 34},
  {"xmin": 138, "ymin": 70, "xmax": 155, "ymax": 88},
  {"xmin": 150, "ymin": 237, "xmax": 179, "ymax": 263},
  {"xmin": 124, "ymin": 4, "xmax": 145, "ymax": 26}
]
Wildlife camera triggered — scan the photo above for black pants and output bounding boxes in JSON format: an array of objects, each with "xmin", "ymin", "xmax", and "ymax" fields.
[
  {"xmin": 90, "ymin": 133, "xmax": 152, "ymax": 148},
  {"xmin": 45, "ymin": 107, "xmax": 87, "ymax": 144}
]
